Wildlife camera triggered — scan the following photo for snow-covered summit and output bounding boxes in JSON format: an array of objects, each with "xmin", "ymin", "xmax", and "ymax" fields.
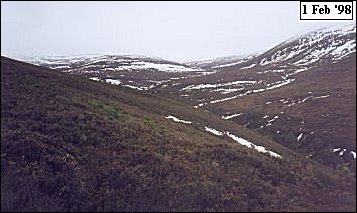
[{"xmin": 249, "ymin": 24, "xmax": 356, "ymax": 67}]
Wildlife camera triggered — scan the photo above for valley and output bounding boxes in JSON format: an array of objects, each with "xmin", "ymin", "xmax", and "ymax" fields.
[
  {"xmin": 22, "ymin": 24, "xmax": 356, "ymax": 172},
  {"xmin": 2, "ymin": 23, "xmax": 356, "ymax": 212}
]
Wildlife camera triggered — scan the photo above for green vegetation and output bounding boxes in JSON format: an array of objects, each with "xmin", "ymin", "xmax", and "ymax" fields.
[
  {"xmin": 1, "ymin": 57, "xmax": 356, "ymax": 211},
  {"xmin": 88, "ymin": 99, "xmax": 123, "ymax": 120}
]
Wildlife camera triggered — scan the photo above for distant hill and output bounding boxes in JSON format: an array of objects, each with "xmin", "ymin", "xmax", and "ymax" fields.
[
  {"xmin": 186, "ymin": 54, "xmax": 257, "ymax": 69},
  {"xmin": 22, "ymin": 54, "xmax": 212, "ymax": 91}
]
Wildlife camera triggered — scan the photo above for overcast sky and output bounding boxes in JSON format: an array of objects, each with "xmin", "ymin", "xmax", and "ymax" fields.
[{"xmin": 1, "ymin": 1, "xmax": 356, "ymax": 62}]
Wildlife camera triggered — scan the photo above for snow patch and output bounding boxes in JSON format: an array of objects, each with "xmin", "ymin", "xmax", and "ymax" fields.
[
  {"xmin": 222, "ymin": 113, "xmax": 242, "ymax": 120},
  {"xmin": 105, "ymin": 79, "xmax": 121, "ymax": 85},
  {"xmin": 89, "ymin": 77, "xmax": 100, "ymax": 81},
  {"xmin": 240, "ymin": 63, "xmax": 256, "ymax": 69},
  {"xmin": 297, "ymin": 133, "xmax": 303, "ymax": 142},
  {"xmin": 226, "ymin": 132, "xmax": 282, "ymax": 158},
  {"xmin": 123, "ymin": 85, "xmax": 144, "ymax": 91},
  {"xmin": 211, "ymin": 88, "xmax": 244, "ymax": 94},
  {"xmin": 311, "ymin": 95, "xmax": 330, "ymax": 100},
  {"xmin": 181, "ymin": 80, "xmax": 256, "ymax": 91},
  {"xmin": 205, "ymin": 126, "xmax": 224, "ymax": 136},
  {"xmin": 165, "ymin": 115, "xmax": 192, "ymax": 124}
]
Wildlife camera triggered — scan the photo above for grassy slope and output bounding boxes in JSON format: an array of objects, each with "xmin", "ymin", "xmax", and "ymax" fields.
[{"xmin": 1, "ymin": 56, "xmax": 356, "ymax": 211}]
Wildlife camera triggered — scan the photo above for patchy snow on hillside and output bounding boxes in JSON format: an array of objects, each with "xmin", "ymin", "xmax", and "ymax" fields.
[
  {"xmin": 226, "ymin": 132, "xmax": 254, "ymax": 148},
  {"xmin": 241, "ymin": 63, "xmax": 256, "ymax": 69},
  {"xmin": 297, "ymin": 133, "xmax": 303, "ymax": 142},
  {"xmin": 165, "ymin": 115, "xmax": 192, "ymax": 124},
  {"xmin": 332, "ymin": 148, "xmax": 356, "ymax": 159},
  {"xmin": 205, "ymin": 126, "xmax": 224, "ymax": 136},
  {"xmin": 209, "ymin": 78, "xmax": 295, "ymax": 104},
  {"xmin": 311, "ymin": 95, "xmax": 330, "ymax": 100},
  {"xmin": 119, "ymin": 61, "xmax": 203, "ymax": 72},
  {"xmin": 266, "ymin": 116, "xmax": 279, "ymax": 126},
  {"xmin": 24, "ymin": 55, "xmax": 206, "ymax": 73},
  {"xmin": 222, "ymin": 113, "xmax": 242, "ymax": 120},
  {"xmin": 105, "ymin": 79, "xmax": 121, "ymax": 85},
  {"xmin": 123, "ymin": 85, "xmax": 144, "ymax": 91},
  {"xmin": 212, "ymin": 61, "xmax": 244, "ymax": 68},
  {"xmin": 89, "ymin": 77, "xmax": 100, "ymax": 81},
  {"xmin": 53, "ymin": 65, "xmax": 72, "ymax": 69},
  {"xmin": 211, "ymin": 88, "xmax": 244, "ymax": 94},
  {"xmin": 181, "ymin": 80, "xmax": 256, "ymax": 91},
  {"xmin": 182, "ymin": 83, "xmax": 220, "ymax": 90},
  {"xmin": 210, "ymin": 95, "xmax": 239, "ymax": 104},
  {"xmin": 256, "ymin": 24, "xmax": 356, "ymax": 66},
  {"xmin": 226, "ymin": 132, "xmax": 282, "ymax": 158},
  {"xmin": 331, "ymin": 40, "xmax": 356, "ymax": 61},
  {"xmin": 264, "ymin": 78, "xmax": 295, "ymax": 91},
  {"xmin": 340, "ymin": 149, "xmax": 347, "ymax": 156}
]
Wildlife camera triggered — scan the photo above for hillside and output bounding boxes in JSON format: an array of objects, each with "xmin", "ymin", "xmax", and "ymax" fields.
[
  {"xmin": 1, "ymin": 56, "xmax": 356, "ymax": 211},
  {"xmin": 155, "ymin": 24, "xmax": 356, "ymax": 172},
  {"xmin": 206, "ymin": 54, "xmax": 356, "ymax": 171}
]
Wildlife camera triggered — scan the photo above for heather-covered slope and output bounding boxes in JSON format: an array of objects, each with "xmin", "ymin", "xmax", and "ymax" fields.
[{"xmin": 1, "ymin": 56, "xmax": 356, "ymax": 211}]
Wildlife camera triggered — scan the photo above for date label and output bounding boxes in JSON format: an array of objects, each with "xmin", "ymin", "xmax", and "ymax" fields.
[{"xmin": 300, "ymin": 1, "xmax": 354, "ymax": 20}]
